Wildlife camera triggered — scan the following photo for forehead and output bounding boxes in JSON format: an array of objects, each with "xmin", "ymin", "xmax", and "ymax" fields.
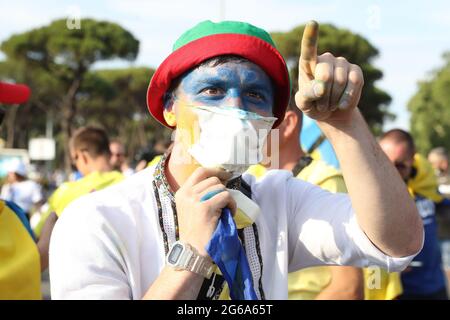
[
  {"xmin": 379, "ymin": 140, "xmax": 412, "ymax": 161},
  {"xmin": 428, "ymin": 153, "xmax": 445, "ymax": 162},
  {"xmin": 110, "ymin": 142, "xmax": 123, "ymax": 150},
  {"xmin": 178, "ymin": 60, "xmax": 273, "ymax": 90}
]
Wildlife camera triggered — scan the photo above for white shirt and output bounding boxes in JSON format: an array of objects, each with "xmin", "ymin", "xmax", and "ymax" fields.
[
  {"xmin": 1, "ymin": 180, "xmax": 43, "ymax": 213},
  {"xmin": 50, "ymin": 166, "xmax": 418, "ymax": 300}
]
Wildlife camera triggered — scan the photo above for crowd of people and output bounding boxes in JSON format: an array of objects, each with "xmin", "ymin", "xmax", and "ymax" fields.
[{"xmin": 0, "ymin": 19, "xmax": 449, "ymax": 300}]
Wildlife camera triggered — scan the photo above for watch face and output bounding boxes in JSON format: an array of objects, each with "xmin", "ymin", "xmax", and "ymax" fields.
[{"xmin": 168, "ymin": 243, "xmax": 184, "ymax": 264}]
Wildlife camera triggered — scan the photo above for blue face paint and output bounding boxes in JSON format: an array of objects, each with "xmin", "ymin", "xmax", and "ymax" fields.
[{"xmin": 176, "ymin": 61, "xmax": 274, "ymax": 117}]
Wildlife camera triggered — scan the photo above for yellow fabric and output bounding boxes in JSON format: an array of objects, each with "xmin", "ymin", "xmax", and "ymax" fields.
[
  {"xmin": 50, "ymin": 171, "xmax": 124, "ymax": 217},
  {"xmin": 296, "ymin": 160, "xmax": 346, "ymax": 193},
  {"xmin": 247, "ymin": 160, "xmax": 403, "ymax": 300},
  {"xmin": 408, "ymin": 153, "xmax": 442, "ymax": 202},
  {"xmin": 33, "ymin": 208, "xmax": 51, "ymax": 238},
  {"xmin": 246, "ymin": 164, "xmax": 268, "ymax": 180},
  {"xmin": 0, "ymin": 201, "xmax": 41, "ymax": 300},
  {"xmin": 147, "ymin": 155, "xmax": 162, "ymax": 168},
  {"xmin": 363, "ymin": 268, "xmax": 403, "ymax": 300},
  {"xmin": 287, "ymin": 267, "xmax": 333, "ymax": 300},
  {"xmin": 234, "ymin": 208, "xmax": 254, "ymax": 229}
]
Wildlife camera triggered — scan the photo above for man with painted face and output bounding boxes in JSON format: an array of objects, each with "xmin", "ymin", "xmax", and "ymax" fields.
[{"xmin": 50, "ymin": 20, "xmax": 423, "ymax": 300}]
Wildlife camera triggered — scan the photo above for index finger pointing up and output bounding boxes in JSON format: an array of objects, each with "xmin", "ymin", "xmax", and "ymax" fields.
[{"xmin": 300, "ymin": 20, "xmax": 319, "ymax": 76}]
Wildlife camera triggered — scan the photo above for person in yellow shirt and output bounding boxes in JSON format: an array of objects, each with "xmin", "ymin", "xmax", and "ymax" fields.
[
  {"xmin": 0, "ymin": 82, "xmax": 41, "ymax": 299},
  {"xmin": 0, "ymin": 200, "xmax": 42, "ymax": 299},
  {"xmin": 248, "ymin": 103, "xmax": 364, "ymax": 299},
  {"xmin": 36, "ymin": 127, "xmax": 124, "ymax": 270}
]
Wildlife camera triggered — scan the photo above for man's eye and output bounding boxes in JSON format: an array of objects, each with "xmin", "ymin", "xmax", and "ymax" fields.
[
  {"xmin": 248, "ymin": 91, "xmax": 264, "ymax": 100},
  {"xmin": 201, "ymin": 87, "xmax": 222, "ymax": 95}
]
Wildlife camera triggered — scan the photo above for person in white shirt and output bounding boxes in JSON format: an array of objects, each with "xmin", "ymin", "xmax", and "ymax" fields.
[
  {"xmin": 50, "ymin": 20, "xmax": 423, "ymax": 300},
  {"xmin": 1, "ymin": 159, "xmax": 43, "ymax": 217}
]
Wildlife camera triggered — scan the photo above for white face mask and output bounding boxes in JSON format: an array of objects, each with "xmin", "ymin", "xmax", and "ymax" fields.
[{"xmin": 187, "ymin": 106, "xmax": 277, "ymax": 177}]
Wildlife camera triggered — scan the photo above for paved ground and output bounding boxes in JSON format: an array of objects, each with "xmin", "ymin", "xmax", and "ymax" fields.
[{"xmin": 41, "ymin": 270, "xmax": 51, "ymax": 300}]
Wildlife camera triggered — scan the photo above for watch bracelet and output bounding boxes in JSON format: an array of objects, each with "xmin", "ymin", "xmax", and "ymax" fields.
[{"xmin": 186, "ymin": 245, "xmax": 215, "ymax": 279}]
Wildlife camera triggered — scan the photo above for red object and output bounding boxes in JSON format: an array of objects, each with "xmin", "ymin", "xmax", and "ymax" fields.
[
  {"xmin": 0, "ymin": 82, "xmax": 31, "ymax": 104},
  {"xmin": 147, "ymin": 33, "xmax": 290, "ymax": 129}
]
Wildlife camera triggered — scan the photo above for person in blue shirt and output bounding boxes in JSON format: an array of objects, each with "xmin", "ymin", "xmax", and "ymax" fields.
[{"xmin": 379, "ymin": 129, "xmax": 448, "ymax": 300}]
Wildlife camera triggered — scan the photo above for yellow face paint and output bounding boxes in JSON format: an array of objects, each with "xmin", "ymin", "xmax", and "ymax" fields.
[
  {"xmin": 168, "ymin": 99, "xmax": 203, "ymax": 178},
  {"xmin": 175, "ymin": 99, "xmax": 201, "ymax": 151},
  {"xmin": 163, "ymin": 109, "xmax": 177, "ymax": 127}
]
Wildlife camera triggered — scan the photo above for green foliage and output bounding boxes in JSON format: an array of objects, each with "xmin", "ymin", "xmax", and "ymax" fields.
[
  {"xmin": 77, "ymin": 67, "xmax": 168, "ymax": 159},
  {"xmin": 1, "ymin": 19, "xmax": 139, "ymax": 78},
  {"xmin": 409, "ymin": 52, "xmax": 450, "ymax": 154},
  {"xmin": 271, "ymin": 23, "xmax": 392, "ymax": 132},
  {"xmin": 0, "ymin": 18, "xmax": 140, "ymax": 172}
]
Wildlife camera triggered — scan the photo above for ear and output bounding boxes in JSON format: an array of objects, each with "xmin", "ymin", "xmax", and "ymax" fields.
[
  {"xmin": 280, "ymin": 111, "xmax": 299, "ymax": 139},
  {"xmin": 443, "ymin": 160, "xmax": 449, "ymax": 172},
  {"xmin": 163, "ymin": 93, "xmax": 177, "ymax": 127},
  {"xmin": 80, "ymin": 151, "xmax": 90, "ymax": 166}
]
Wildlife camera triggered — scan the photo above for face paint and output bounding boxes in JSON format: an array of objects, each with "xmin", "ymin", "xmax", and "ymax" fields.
[
  {"xmin": 187, "ymin": 105, "xmax": 277, "ymax": 178},
  {"xmin": 170, "ymin": 60, "xmax": 276, "ymax": 176},
  {"xmin": 176, "ymin": 61, "xmax": 274, "ymax": 117}
]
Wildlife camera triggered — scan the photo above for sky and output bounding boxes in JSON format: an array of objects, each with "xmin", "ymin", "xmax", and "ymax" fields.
[{"xmin": 1, "ymin": 0, "xmax": 449, "ymax": 130}]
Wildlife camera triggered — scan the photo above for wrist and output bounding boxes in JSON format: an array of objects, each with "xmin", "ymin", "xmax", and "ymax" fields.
[
  {"xmin": 316, "ymin": 109, "xmax": 363, "ymax": 140},
  {"xmin": 180, "ymin": 232, "xmax": 211, "ymax": 257},
  {"xmin": 166, "ymin": 240, "xmax": 215, "ymax": 279}
]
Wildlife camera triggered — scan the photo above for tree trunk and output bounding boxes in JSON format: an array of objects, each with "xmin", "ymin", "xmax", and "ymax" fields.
[
  {"xmin": 61, "ymin": 77, "xmax": 82, "ymax": 176},
  {"xmin": 5, "ymin": 105, "xmax": 19, "ymax": 148}
]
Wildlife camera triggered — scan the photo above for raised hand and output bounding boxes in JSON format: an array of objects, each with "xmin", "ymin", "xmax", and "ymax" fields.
[{"xmin": 295, "ymin": 21, "xmax": 364, "ymax": 122}]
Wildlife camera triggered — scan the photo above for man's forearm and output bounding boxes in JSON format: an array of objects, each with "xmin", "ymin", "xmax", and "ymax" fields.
[
  {"xmin": 318, "ymin": 109, "xmax": 423, "ymax": 257},
  {"xmin": 142, "ymin": 266, "xmax": 204, "ymax": 299}
]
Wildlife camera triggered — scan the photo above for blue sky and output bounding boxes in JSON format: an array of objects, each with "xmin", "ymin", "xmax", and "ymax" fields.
[{"xmin": 1, "ymin": 0, "xmax": 449, "ymax": 130}]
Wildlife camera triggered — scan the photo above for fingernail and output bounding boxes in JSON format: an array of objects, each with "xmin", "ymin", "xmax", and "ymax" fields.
[{"xmin": 313, "ymin": 81, "xmax": 325, "ymax": 97}]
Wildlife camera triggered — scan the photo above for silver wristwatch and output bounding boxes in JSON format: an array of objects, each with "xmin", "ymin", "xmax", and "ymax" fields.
[{"xmin": 166, "ymin": 240, "xmax": 215, "ymax": 279}]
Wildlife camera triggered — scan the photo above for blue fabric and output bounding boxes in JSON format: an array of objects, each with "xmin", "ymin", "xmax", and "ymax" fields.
[
  {"xmin": 205, "ymin": 207, "xmax": 258, "ymax": 300},
  {"xmin": 439, "ymin": 197, "xmax": 450, "ymax": 206},
  {"xmin": 4, "ymin": 200, "xmax": 36, "ymax": 241},
  {"xmin": 401, "ymin": 196, "xmax": 447, "ymax": 295},
  {"xmin": 300, "ymin": 115, "xmax": 340, "ymax": 169}
]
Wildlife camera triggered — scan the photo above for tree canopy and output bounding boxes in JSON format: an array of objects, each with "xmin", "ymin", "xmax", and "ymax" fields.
[
  {"xmin": 1, "ymin": 18, "xmax": 140, "ymax": 173},
  {"xmin": 409, "ymin": 52, "xmax": 450, "ymax": 154}
]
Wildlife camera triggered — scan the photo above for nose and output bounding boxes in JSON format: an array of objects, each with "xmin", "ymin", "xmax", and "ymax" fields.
[{"xmin": 224, "ymin": 89, "xmax": 245, "ymax": 109}]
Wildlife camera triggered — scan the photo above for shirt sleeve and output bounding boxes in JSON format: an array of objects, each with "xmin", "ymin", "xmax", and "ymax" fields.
[
  {"xmin": 49, "ymin": 196, "xmax": 132, "ymax": 300},
  {"xmin": 286, "ymin": 177, "xmax": 420, "ymax": 273}
]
